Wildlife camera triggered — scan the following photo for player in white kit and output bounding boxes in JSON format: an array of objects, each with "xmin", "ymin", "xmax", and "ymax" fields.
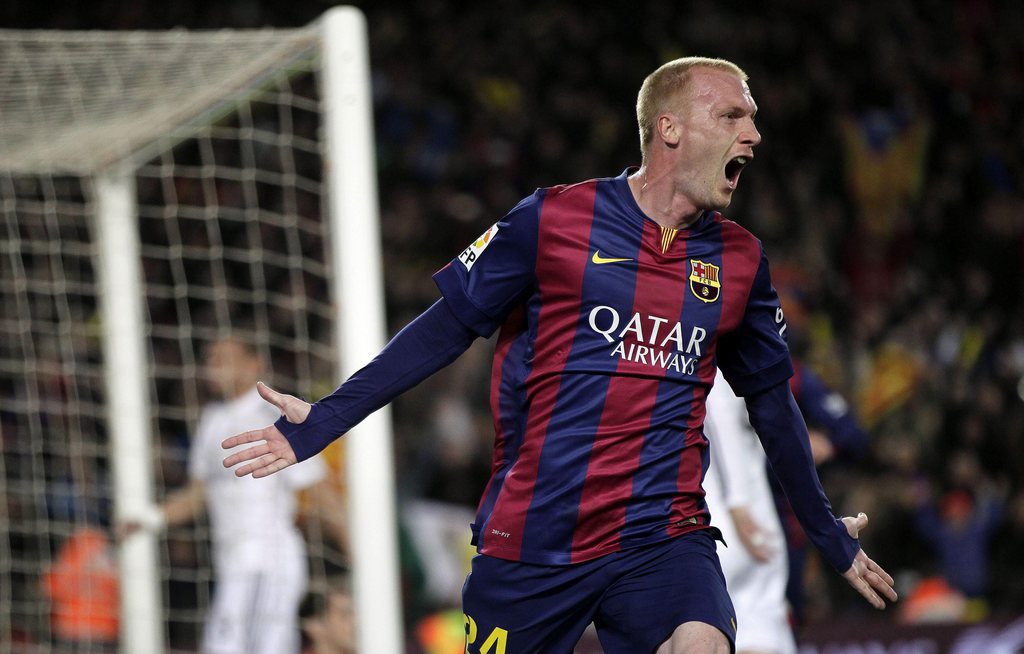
[
  {"xmin": 120, "ymin": 338, "xmax": 334, "ymax": 654},
  {"xmin": 704, "ymin": 369, "xmax": 797, "ymax": 654}
]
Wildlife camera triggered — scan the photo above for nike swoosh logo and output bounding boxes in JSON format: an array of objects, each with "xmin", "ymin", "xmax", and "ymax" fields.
[{"xmin": 592, "ymin": 250, "xmax": 632, "ymax": 265}]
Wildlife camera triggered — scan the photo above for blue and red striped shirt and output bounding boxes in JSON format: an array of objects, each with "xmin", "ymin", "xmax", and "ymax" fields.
[{"xmin": 433, "ymin": 169, "xmax": 793, "ymax": 565}]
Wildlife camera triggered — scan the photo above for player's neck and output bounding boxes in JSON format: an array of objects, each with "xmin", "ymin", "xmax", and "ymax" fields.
[{"xmin": 628, "ymin": 165, "xmax": 703, "ymax": 230}]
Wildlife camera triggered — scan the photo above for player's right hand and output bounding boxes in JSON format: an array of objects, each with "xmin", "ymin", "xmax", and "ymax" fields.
[
  {"xmin": 221, "ymin": 382, "xmax": 307, "ymax": 478},
  {"xmin": 114, "ymin": 504, "xmax": 165, "ymax": 542}
]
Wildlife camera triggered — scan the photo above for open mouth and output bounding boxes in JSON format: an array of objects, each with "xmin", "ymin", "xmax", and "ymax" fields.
[{"xmin": 724, "ymin": 156, "xmax": 749, "ymax": 188}]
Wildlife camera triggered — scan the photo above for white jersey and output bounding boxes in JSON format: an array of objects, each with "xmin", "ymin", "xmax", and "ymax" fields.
[
  {"xmin": 704, "ymin": 370, "xmax": 796, "ymax": 654},
  {"xmin": 189, "ymin": 387, "xmax": 326, "ymax": 575}
]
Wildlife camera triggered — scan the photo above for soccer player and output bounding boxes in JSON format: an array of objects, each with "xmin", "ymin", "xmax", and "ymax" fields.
[
  {"xmin": 119, "ymin": 338, "xmax": 344, "ymax": 654},
  {"xmin": 704, "ymin": 370, "xmax": 796, "ymax": 654},
  {"xmin": 222, "ymin": 57, "xmax": 896, "ymax": 653}
]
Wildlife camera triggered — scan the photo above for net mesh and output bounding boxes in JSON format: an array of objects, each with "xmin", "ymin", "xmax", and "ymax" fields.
[
  {"xmin": 0, "ymin": 27, "xmax": 347, "ymax": 653},
  {"xmin": 1, "ymin": 174, "xmax": 108, "ymax": 650},
  {"xmin": 0, "ymin": 28, "xmax": 317, "ymax": 174}
]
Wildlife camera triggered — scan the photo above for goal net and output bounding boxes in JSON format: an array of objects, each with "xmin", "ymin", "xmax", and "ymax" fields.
[{"xmin": 0, "ymin": 9, "xmax": 401, "ymax": 654}]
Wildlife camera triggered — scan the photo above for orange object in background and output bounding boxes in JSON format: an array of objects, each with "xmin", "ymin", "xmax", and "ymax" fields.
[
  {"xmin": 41, "ymin": 527, "xmax": 119, "ymax": 644},
  {"xmin": 414, "ymin": 608, "xmax": 466, "ymax": 654}
]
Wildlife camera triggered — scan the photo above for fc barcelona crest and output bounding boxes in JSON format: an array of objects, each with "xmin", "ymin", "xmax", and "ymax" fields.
[{"xmin": 689, "ymin": 259, "xmax": 721, "ymax": 303}]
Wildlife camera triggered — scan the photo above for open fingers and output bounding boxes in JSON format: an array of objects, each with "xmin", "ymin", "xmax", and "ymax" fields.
[
  {"xmin": 234, "ymin": 452, "xmax": 292, "ymax": 479},
  {"xmin": 852, "ymin": 574, "xmax": 886, "ymax": 610},
  {"xmin": 845, "ymin": 551, "xmax": 898, "ymax": 609},
  {"xmin": 252, "ymin": 456, "xmax": 293, "ymax": 479},
  {"xmin": 865, "ymin": 556, "xmax": 895, "ymax": 587},
  {"xmin": 222, "ymin": 439, "xmax": 270, "ymax": 469},
  {"xmin": 863, "ymin": 556, "xmax": 898, "ymax": 602},
  {"xmin": 221, "ymin": 428, "xmax": 271, "ymax": 451},
  {"xmin": 233, "ymin": 451, "xmax": 278, "ymax": 478}
]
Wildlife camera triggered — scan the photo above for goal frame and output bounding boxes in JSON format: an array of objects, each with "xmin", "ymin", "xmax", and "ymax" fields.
[{"xmin": 15, "ymin": 7, "xmax": 402, "ymax": 653}]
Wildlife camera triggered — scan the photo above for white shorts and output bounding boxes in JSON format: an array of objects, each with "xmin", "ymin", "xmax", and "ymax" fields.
[{"xmin": 202, "ymin": 562, "xmax": 307, "ymax": 654}]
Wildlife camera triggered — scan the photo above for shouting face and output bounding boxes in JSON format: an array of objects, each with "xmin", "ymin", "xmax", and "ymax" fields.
[{"xmin": 663, "ymin": 67, "xmax": 761, "ymax": 210}]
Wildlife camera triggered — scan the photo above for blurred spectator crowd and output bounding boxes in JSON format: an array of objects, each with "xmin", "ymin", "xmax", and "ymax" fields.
[
  {"xmin": 2, "ymin": 0, "xmax": 1023, "ymax": 650},
  {"xmin": 363, "ymin": 0, "xmax": 1024, "ymax": 628}
]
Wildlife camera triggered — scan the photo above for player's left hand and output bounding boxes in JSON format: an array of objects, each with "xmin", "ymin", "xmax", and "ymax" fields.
[
  {"xmin": 221, "ymin": 382, "xmax": 308, "ymax": 478},
  {"xmin": 841, "ymin": 512, "xmax": 897, "ymax": 609}
]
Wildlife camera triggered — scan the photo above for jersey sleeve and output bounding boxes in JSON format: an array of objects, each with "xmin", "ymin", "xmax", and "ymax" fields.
[
  {"xmin": 745, "ymin": 381, "xmax": 861, "ymax": 573},
  {"xmin": 278, "ymin": 298, "xmax": 477, "ymax": 461},
  {"xmin": 431, "ymin": 191, "xmax": 542, "ymax": 337},
  {"xmin": 717, "ymin": 246, "xmax": 793, "ymax": 396}
]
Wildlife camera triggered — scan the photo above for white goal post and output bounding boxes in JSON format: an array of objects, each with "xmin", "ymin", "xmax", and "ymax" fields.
[{"xmin": 0, "ymin": 7, "xmax": 402, "ymax": 654}]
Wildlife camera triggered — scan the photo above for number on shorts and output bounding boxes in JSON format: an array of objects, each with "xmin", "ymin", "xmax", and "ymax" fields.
[{"xmin": 464, "ymin": 613, "xmax": 508, "ymax": 654}]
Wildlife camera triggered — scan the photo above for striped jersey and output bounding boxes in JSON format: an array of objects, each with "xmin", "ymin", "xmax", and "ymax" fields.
[{"xmin": 433, "ymin": 168, "xmax": 794, "ymax": 565}]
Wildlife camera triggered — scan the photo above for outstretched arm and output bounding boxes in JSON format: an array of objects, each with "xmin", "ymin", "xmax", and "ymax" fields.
[
  {"xmin": 222, "ymin": 297, "xmax": 478, "ymax": 478},
  {"xmin": 745, "ymin": 380, "xmax": 897, "ymax": 609},
  {"xmin": 116, "ymin": 479, "xmax": 206, "ymax": 541}
]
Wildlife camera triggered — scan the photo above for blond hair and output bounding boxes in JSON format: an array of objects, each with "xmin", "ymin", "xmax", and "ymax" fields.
[{"xmin": 635, "ymin": 57, "xmax": 749, "ymax": 158}]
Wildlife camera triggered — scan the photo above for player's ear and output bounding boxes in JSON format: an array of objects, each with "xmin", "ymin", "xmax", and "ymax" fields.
[{"xmin": 657, "ymin": 113, "xmax": 681, "ymax": 148}]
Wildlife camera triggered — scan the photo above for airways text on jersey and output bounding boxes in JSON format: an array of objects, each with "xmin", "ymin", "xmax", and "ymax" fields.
[{"xmin": 588, "ymin": 305, "xmax": 707, "ymax": 376}]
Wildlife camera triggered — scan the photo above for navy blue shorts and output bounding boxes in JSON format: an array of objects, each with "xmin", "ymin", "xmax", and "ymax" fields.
[{"xmin": 462, "ymin": 530, "xmax": 736, "ymax": 654}]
